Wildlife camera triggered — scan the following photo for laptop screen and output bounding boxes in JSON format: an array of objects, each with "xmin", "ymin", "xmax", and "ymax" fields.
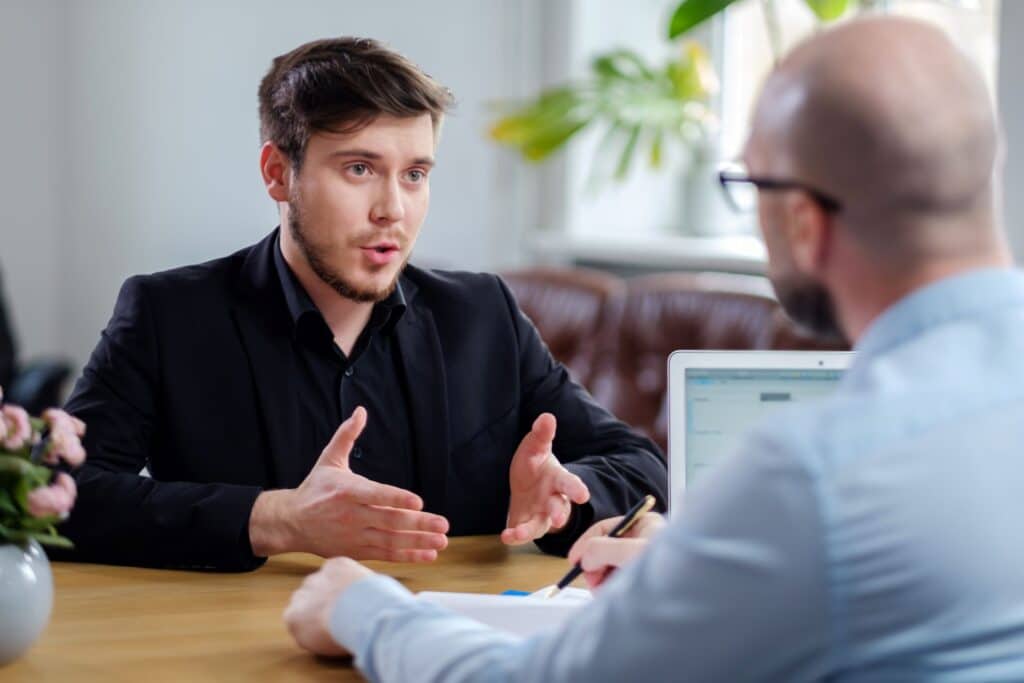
[{"xmin": 684, "ymin": 368, "xmax": 843, "ymax": 484}]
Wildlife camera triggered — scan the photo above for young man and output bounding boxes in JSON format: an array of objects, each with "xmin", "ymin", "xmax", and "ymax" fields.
[
  {"xmin": 284, "ymin": 18, "xmax": 1024, "ymax": 680},
  {"xmin": 56, "ymin": 38, "xmax": 667, "ymax": 571}
]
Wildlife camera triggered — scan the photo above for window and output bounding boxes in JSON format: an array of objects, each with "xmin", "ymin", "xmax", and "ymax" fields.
[
  {"xmin": 531, "ymin": 1, "xmax": 1000, "ymax": 272},
  {"xmin": 720, "ymin": 0, "xmax": 1001, "ymax": 161}
]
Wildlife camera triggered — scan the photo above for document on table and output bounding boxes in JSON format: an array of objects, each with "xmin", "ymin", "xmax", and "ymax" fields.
[{"xmin": 416, "ymin": 586, "xmax": 593, "ymax": 637}]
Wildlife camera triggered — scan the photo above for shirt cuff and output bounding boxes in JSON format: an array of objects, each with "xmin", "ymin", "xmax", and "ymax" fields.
[{"xmin": 329, "ymin": 574, "xmax": 416, "ymax": 655}]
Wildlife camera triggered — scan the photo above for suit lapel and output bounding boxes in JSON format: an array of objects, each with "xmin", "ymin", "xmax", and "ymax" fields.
[
  {"xmin": 231, "ymin": 230, "xmax": 307, "ymax": 488},
  {"xmin": 395, "ymin": 292, "xmax": 450, "ymax": 516}
]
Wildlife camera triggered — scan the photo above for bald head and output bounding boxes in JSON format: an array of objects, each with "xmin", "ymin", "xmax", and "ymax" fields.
[{"xmin": 750, "ymin": 16, "xmax": 1001, "ymax": 262}]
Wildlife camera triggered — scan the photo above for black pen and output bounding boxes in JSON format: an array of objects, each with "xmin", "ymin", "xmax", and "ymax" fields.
[{"xmin": 545, "ymin": 494, "xmax": 657, "ymax": 598}]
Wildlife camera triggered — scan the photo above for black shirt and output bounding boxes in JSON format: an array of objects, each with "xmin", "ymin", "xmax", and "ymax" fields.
[{"xmin": 273, "ymin": 239, "xmax": 417, "ymax": 490}]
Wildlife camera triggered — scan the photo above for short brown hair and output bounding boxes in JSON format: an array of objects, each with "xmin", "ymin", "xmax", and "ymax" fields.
[{"xmin": 258, "ymin": 37, "xmax": 453, "ymax": 169}]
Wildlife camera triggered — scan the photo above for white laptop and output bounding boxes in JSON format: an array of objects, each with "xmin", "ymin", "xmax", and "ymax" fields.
[{"xmin": 666, "ymin": 350, "xmax": 853, "ymax": 514}]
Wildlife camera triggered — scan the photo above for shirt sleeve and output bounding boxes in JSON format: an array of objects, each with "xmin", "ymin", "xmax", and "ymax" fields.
[{"xmin": 327, "ymin": 431, "xmax": 835, "ymax": 682}]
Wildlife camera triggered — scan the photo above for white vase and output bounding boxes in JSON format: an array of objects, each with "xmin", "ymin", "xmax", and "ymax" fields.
[
  {"xmin": 681, "ymin": 138, "xmax": 737, "ymax": 237},
  {"xmin": 0, "ymin": 539, "xmax": 53, "ymax": 665}
]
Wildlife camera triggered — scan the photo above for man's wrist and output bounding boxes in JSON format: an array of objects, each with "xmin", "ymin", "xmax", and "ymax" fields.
[{"xmin": 249, "ymin": 489, "xmax": 296, "ymax": 557}]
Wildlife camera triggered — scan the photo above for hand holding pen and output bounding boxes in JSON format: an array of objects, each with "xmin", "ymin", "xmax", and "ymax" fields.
[{"xmin": 549, "ymin": 494, "xmax": 664, "ymax": 596}]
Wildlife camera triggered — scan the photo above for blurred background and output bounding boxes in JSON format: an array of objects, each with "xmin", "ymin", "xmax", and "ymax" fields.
[{"xmin": 0, "ymin": 0, "xmax": 1014, "ymax": 396}]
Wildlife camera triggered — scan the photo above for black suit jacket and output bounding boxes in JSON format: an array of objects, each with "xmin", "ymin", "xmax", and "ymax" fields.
[
  {"xmin": 0, "ymin": 269, "xmax": 16, "ymax": 389},
  {"xmin": 54, "ymin": 230, "xmax": 667, "ymax": 570}
]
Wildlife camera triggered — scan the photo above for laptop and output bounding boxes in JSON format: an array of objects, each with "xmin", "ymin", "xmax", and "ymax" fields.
[{"xmin": 666, "ymin": 350, "xmax": 853, "ymax": 514}]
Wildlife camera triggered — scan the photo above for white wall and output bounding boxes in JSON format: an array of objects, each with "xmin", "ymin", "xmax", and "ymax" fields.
[
  {"xmin": 998, "ymin": 0, "xmax": 1024, "ymax": 261},
  {"xmin": 0, "ymin": 0, "xmax": 64, "ymax": 360},
  {"xmin": 0, "ymin": 0, "xmax": 549, "ymax": 374}
]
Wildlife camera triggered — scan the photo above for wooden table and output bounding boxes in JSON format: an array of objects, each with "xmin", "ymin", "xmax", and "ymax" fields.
[{"xmin": 3, "ymin": 537, "xmax": 569, "ymax": 682}]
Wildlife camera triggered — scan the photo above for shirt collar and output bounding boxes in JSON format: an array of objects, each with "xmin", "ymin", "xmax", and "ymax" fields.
[
  {"xmin": 272, "ymin": 233, "xmax": 408, "ymax": 341},
  {"xmin": 853, "ymin": 267, "xmax": 1024, "ymax": 361}
]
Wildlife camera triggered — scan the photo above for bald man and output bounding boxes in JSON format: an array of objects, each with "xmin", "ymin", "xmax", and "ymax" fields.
[{"xmin": 281, "ymin": 17, "xmax": 1024, "ymax": 681}]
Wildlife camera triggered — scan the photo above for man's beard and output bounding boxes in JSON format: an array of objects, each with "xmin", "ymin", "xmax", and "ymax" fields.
[
  {"xmin": 771, "ymin": 272, "xmax": 847, "ymax": 344},
  {"xmin": 287, "ymin": 197, "xmax": 406, "ymax": 304}
]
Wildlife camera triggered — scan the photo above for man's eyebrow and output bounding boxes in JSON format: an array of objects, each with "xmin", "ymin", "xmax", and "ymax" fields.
[
  {"xmin": 328, "ymin": 149, "xmax": 435, "ymax": 167},
  {"xmin": 329, "ymin": 149, "xmax": 382, "ymax": 160}
]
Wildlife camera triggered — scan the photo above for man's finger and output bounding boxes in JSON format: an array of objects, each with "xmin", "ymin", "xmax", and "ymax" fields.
[
  {"xmin": 361, "ymin": 528, "xmax": 449, "ymax": 552},
  {"xmin": 500, "ymin": 515, "xmax": 549, "ymax": 545},
  {"xmin": 568, "ymin": 515, "xmax": 624, "ymax": 565},
  {"xmin": 361, "ymin": 505, "xmax": 450, "ymax": 534},
  {"xmin": 554, "ymin": 470, "xmax": 590, "ymax": 505},
  {"xmin": 316, "ymin": 407, "xmax": 368, "ymax": 469},
  {"xmin": 578, "ymin": 537, "xmax": 647, "ymax": 573},
  {"xmin": 582, "ymin": 567, "xmax": 612, "ymax": 590},
  {"xmin": 348, "ymin": 477, "xmax": 424, "ymax": 511},
  {"xmin": 355, "ymin": 546, "xmax": 439, "ymax": 563},
  {"xmin": 546, "ymin": 493, "xmax": 571, "ymax": 529},
  {"xmin": 518, "ymin": 413, "xmax": 557, "ymax": 459}
]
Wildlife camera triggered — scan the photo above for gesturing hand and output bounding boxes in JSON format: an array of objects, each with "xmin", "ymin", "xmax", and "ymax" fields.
[
  {"xmin": 501, "ymin": 413, "xmax": 590, "ymax": 545},
  {"xmin": 249, "ymin": 407, "xmax": 449, "ymax": 562}
]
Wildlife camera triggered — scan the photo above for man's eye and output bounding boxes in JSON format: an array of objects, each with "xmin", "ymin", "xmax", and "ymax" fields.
[
  {"xmin": 407, "ymin": 169, "xmax": 426, "ymax": 182},
  {"xmin": 349, "ymin": 163, "xmax": 369, "ymax": 176}
]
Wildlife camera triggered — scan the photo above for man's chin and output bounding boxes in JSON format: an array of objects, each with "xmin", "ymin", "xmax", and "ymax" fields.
[{"xmin": 330, "ymin": 269, "xmax": 403, "ymax": 303}]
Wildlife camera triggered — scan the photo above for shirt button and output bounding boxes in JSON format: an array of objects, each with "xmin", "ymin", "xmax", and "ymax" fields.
[
  {"xmin": 344, "ymin": 367, "xmax": 354, "ymax": 377},
  {"xmin": 352, "ymin": 447, "xmax": 363, "ymax": 459}
]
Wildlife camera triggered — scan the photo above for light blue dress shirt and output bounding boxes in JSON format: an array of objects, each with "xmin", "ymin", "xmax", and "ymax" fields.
[{"xmin": 328, "ymin": 268, "xmax": 1024, "ymax": 682}]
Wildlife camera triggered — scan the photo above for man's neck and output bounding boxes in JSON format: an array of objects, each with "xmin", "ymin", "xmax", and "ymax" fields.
[
  {"xmin": 280, "ymin": 234, "xmax": 373, "ymax": 357},
  {"xmin": 835, "ymin": 249, "xmax": 1013, "ymax": 344}
]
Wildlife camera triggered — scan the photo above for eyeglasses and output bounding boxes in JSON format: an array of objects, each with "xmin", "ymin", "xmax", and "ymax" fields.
[{"xmin": 718, "ymin": 163, "xmax": 842, "ymax": 214}]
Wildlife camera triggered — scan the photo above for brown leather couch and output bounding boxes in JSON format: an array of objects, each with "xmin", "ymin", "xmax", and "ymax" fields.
[{"xmin": 502, "ymin": 267, "xmax": 846, "ymax": 454}]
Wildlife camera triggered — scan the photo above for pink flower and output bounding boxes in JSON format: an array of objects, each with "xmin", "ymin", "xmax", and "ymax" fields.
[
  {"xmin": 42, "ymin": 409, "xmax": 87, "ymax": 467},
  {"xmin": 25, "ymin": 472, "xmax": 77, "ymax": 519},
  {"xmin": 45, "ymin": 430, "xmax": 86, "ymax": 467},
  {"xmin": 1, "ymin": 405, "xmax": 31, "ymax": 450},
  {"xmin": 43, "ymin": 409, "xmax": 86, "ymax": 438}
]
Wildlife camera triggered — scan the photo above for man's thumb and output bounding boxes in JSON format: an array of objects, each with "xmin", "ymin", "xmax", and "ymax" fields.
[
  {"xmin": 316, "ymin": 406, "xmax": 367, "ymax": 469},
  {"xmin": 529, "ymin": 413, "xmax": 557, "ymax": 450}
]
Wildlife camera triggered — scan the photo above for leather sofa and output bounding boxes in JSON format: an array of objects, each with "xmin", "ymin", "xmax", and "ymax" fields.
[{"xmin": 501, "ymin": 267, "xmax": 847, "ymax": 454}]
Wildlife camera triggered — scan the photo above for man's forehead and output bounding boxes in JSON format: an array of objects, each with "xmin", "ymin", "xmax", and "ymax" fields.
[{"xmin": 310, "ymin": 113, "xmax": 436, "ymax": 158}]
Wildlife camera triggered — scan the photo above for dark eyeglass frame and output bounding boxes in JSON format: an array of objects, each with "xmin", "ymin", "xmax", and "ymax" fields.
[{"xmin": 718, "ymin": 170, "xmax": 843, "ymax": 214}]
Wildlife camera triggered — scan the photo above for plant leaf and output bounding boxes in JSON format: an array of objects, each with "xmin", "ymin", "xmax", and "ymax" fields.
[
  {"xmin": 490, "ymin": 87, "xmax": 594, "ymax": 161},
  {"xmin": 649, "ymin": 128, "xmax": 665, "ymax": 169},
  {"xmin": 667, "ymin": 42, "xmax": 718, "ymax": 100},
  {"xmin": 668, "ymin": 0, "xmax": 740, "ymax": 39},
  {"xmin": 804, "ymin": 0, "xmax": 849, "ymax": 21},
  {"xmin": 592, "ymin": 49, "xmax": 657, "ymax": 83},
  {"xmin": 522, "ymin": 120, "xmax": 590, "ymax": 161},
  {"xmin": 0, "ymin": 453, "xmax": 34, "ymax": 476},
  {"xmin": 615, "ymin": 125, "xmax": 643, "ymax": 180},
  {"xmin": 0, "ymin": 489, "xmax": 17, "ymax": 516},
  {"xmin": 28, "ymin": 532, "xmax": 73, "ymax": 549}
]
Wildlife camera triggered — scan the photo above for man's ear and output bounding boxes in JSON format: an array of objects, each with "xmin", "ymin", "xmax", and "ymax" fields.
[
  {"xmin": 783, "ymin": 194, "xmax": 831, "ymax": 276},
  {"xmin": 260, "ymin": 142, "xmax": 292, "ymax": 202}
]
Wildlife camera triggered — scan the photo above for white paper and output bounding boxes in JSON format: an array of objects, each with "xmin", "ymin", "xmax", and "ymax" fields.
[{"xmin": 417, "ymin": 585, "xmax": 592, "ymax": 638}]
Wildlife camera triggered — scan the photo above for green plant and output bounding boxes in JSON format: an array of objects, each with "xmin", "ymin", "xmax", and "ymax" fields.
[
  {"xmin": 490, "ymin": 0, "xmax": 855, "ymax": 182},
  {"xmin": 490, "ymin": 42, "xmax": 717, "ymax": 182},
  {"xmin": 0, "ymin": 399, "xmax": 86, "ymax": 548}
]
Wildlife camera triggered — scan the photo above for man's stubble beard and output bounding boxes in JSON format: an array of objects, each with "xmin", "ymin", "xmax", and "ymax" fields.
[
  {"xmin": 771, "ymin": 271, "xmax": 848, "ymax": 344},
  {"xmin": 287, "ymin": 195, "xmax": 408, "ymax": 304}
]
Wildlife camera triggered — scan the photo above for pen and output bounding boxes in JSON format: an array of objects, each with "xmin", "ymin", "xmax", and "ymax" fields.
[{"xmin": 545, "ymin": 494, "xmax": 657, "ymax": 598}]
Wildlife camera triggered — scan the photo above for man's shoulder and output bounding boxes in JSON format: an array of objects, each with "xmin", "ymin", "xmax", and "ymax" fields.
[
  {"xmin": 131, "ymin": 245, "xmax": 250, "ymax": 291},
  {"xmin": 119, "ymin": 237, "xmax": 268, "ymax": 311},
  {"xmin": 401, "ymin": 264, "xmax": 511, "ymax": 314},
  {"xmin": 121, "ymin": 236, "xmax": 268, "ymax": 301}
]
